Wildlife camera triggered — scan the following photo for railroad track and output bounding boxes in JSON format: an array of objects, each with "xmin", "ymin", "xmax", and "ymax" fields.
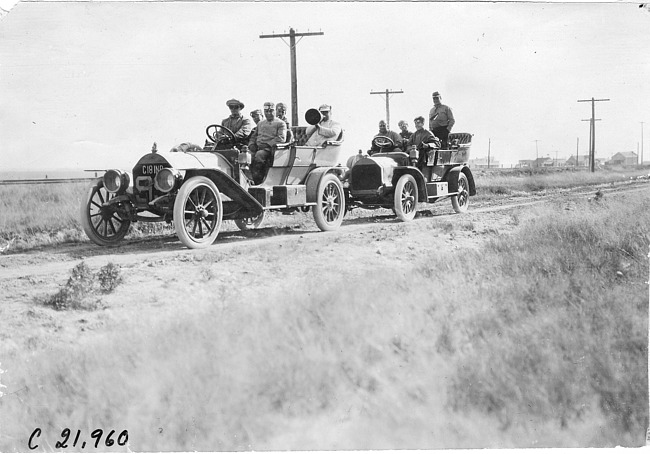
[{"xmin": 0, "ymin": 178, "xmax": 96, "ymax": 185}]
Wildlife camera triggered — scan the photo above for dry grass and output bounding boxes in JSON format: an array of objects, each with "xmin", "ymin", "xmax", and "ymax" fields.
[
  {"xmin": 474, "ymin": 166, "xmax": 650, "ymax": 198},
  {"xmin": 0, "ymin": 191, "xmax": 647, "ymax": 450}
]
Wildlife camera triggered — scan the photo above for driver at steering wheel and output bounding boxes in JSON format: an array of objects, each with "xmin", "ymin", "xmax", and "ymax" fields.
[
  {"xmin": 221, "ymin": 99, "xmax": 253, "ymax": 147},
  {"xmin": 370, "ymin": 120, "xmax": 403, "ymax": 155}
]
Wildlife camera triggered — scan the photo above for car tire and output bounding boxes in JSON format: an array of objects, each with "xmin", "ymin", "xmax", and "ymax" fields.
[
  {"xmin": 234, "ymin": 211, "xmax": 265, "ymax": 231},
  {"xmin": 80, "ymin": 179, "xmax": 131, "ymax": 246},
  {"xmin": 313, "ymin": 173, "xmax": 345, "ymax": 231},
  {"xmin": 451, "ymin": 173, "xmax": 470, "ymax": 213},
  {"xmin": 173, "ymin": 176, "xmax": 223, "ymax": 249},
  {"xmin": 393, "ymin": 174, "xmax": 418, "ymax": 222}
]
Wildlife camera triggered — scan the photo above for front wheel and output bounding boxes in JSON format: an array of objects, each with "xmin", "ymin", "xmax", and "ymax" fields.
[
  {"xmin": 173, "ymin": 176, "xmax": 223, "ymax": 249},
  {"xmin": 234, "ymin": 211, "xmax": 266, "ymax": 231},
  {"xmin": 451, "ymin": 173, "xmax": 470, "ymax": 213},
  {"xmin": 80, "ymin": 180, "xmax": 131, "ymax": 246},
  {"xmin": 393, "ymin": 174, "xmax": 418, "ymax": 222},
  {"xmin": 313, "ymin": 174, "xmax": 345, "ymax": 231}
]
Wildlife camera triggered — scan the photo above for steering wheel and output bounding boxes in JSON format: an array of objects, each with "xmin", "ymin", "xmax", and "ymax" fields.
[
  {"xmin": 372, "ymin": 135, "xmax": 395, "ymax": 149},
  {"xmin": 206, "ymin": 124, "xmax": 236, "ymax": 147}
]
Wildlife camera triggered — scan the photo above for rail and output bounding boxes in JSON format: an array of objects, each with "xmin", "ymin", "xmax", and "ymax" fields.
[{"xmin": 0, "ymin": 178, "xmax": 96, "ymax": 186}]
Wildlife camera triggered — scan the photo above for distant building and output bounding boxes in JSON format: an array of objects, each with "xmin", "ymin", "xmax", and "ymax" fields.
[
  {"xmin": 566, "ymin": 155, "xmax": 590, "ymax": 167},
  {"xmin": 533, "ymin": 157, "xmax": 554, "ymax": 168},
  {"xmin": 469, "ymin": 157, "xmax": 501, "ymax": 168},
  {"xmin": 607, "ymin": 151, "xmax": 638, "ymax": 166},
  {"xmin": 516, "ymin": 159, "xmax": 535, "ymax": 168}
]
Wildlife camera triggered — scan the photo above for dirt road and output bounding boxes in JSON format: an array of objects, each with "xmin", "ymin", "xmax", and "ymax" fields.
[{"xmin": 0, "ymin": 180, "xmax": 647, "ymax": 354}]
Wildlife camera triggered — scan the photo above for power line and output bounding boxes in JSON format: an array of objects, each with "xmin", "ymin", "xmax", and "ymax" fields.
[
  {"xmin": 370, "ymin": 89, "xmax": 403, "ymax": 130},
  {"xmin": 260, "ymin": 28, "xmax": 324, "ymax": 126}
]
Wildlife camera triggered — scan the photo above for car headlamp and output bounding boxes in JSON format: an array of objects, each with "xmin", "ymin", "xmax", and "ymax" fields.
[
  {"xmin": 154, "ymin": 168, "xmax": 182, "ymax": 193},
  {"xmin": 103, "ymin": 169, "xmax": 130, "ymax": 194}
]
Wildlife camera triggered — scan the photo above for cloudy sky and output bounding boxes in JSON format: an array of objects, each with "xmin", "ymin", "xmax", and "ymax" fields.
[{"xmin": 0, "ymin": 1, "xmax": 649, "ymax": 171}]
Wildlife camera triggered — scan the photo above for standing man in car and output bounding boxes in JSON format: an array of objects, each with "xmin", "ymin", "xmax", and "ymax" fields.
[
  {"xmin": 222, "ymin": 98, "xmax": 253, "ymax": 147},
  {"xmin": 247, "ymin": 102, "xmax": 287, "ymax": 184},
  {"xmin": 305, "ymin": 104, "xmax": 342, "ymax": 146},
  {"xmin": 429, "ymin": 91, "xmax": 455, "ymax": 149}
]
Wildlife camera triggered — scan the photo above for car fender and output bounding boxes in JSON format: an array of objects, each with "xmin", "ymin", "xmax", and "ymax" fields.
[
  {"xmin": 184, "ymin": 168, "xmax": 263, "ymax": 217},
  {"xmin": 445, "ymin": 165, "xmax": 476, "ymax": 196},
  {"xmin": 305, "ymin": 167, "xmax": 343, "ymax": 203},
  {"xmin": 392, "ymin": 167, "xmax": 427, "ymax": 201}
]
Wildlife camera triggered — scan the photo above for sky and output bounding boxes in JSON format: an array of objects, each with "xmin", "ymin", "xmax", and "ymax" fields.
[{"xmin": 0, "ymin": 1, "xmax": 649, "ymax": 171}]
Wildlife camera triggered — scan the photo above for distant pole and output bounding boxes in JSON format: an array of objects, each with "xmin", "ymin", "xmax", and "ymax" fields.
[
  {"xmin": 555, "ymin": 150, "xmax": 558, "ymax": 167},
  {"xmin": 370, "ymin": 89, "xmax": 404, "ymax": 129},
  {"xmin": 533, "ymin": 139, "xmax": 541, "ymax": 166},
  {"xmin": 488, "ymin": 138, "xmax": 491, "ymax": 169},
  {"xmin": 260, "ymin": 28, "xmax": 324, "ymax": 126},
  {"xmin": 641, "ymin": 121, "xmax": 645, "ymax": 165},
  {"xmin": 576, "ymin": 137, "xmax": 579, "ymax": 167},
  {"xmin": 578, "ymin": 97, "xmax": 609, "ymax": 172}
]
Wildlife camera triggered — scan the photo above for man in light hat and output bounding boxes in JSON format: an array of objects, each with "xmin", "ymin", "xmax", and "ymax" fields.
[
  {"xmin": 247, "ymin": 102, "xmax": 286, "ymax": 184},
  {"xmin": 222, "ymin": 99, "xmax": 253, "ymax": 146},
  {"xmin": 305, "ymin": 104, "xmax": 342, "ymax": 147},
  {"xmin": 428, "ymin": 91, "xmax": 455, "ymax": 149}
]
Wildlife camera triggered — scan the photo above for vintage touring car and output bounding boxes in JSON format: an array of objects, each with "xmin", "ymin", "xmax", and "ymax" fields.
[
  {"xmin": 344, "ymin": 132, "xmax": 476, "ymax": 221},
  {"xmin": 81, "ymin": 109, "xmax": 349, "ymax": 249}
]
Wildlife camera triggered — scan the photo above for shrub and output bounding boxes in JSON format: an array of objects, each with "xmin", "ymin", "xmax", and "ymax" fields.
[{"xmin": 42, "ymin": 262, "xmax": 122, "ymax": 310}]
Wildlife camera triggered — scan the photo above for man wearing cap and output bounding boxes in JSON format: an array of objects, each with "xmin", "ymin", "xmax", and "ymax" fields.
[
  {"xmin": 276, "ymin": 102, "xmax": 294, "ymax": 143},
  {"xmin": 250, "ymin": 109, "xmax": 263, "ymax": 125},
  {"xmin": 222, "ymin": 99, "xmax": 253, "ymax": 146},
  {"xmin": 370, "ymin": 120, "xmax": 403, "ymax": 155},
  {"xmin": 429, "ymin": 91, "xmax": 455, "ymax": 149},
  {"xmin": 408, "ymin": 116, "xmax": 439, "ymax": 168},
  {"xmin": 305, "ymin": 104, "xmax": 342, "ymax": 147},
  {"xmin": 247, "ymin": 102, "xmax": 287, "ymax": 184}
]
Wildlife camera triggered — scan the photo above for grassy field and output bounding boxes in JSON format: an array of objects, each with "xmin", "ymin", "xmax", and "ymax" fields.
[
  {"xmin": 1, "ymin": 166, "xmax": 649, "ymax": 251},
  {"xmin": 0, "ymin": 176, "xmax": 647, "ymax": 449}
]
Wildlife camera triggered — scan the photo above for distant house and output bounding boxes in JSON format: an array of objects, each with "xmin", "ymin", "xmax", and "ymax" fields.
[
  {"xmin": 566, "ymin": 155, "xmax": 590, "ymax": 167},
  {"xmin": 469, "ymin": 157, "xmax": 501, "ymax": 168},
  {"xmin": 517, "ymin": 159, "xmax": 535, "ymax": 168},
  {"xmin": 607, "ymin": 151, "xmax": 638, "ymax": 166},
  {"xmin": 533, "ymin": 157, "xmax": 554, "ymax": 168}
]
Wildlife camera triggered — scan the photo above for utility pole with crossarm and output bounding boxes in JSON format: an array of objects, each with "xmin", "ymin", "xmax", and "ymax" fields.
[
  {"xmin": 260, "ymin": 28, "xmax": 324, "ymax": 127},
  {"xmin": 578, "ymin": 97, "xmax": 609, "ymax": 172},
  {"xmin": 370, "ymin": 89, "xmax": 404, "ymax": 130}
]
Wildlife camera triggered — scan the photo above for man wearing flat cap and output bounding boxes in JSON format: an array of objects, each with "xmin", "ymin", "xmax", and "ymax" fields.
[
  {"xmin": 305, "ymin": 104, "xmax": 342, "ymax": 147},
  {"xmin": 247, "ymin": 101, "xmax": 287, "ymax": 184},
  {"xmin": 222, "ymin": 98, "xmax": 253, "ymax": 146},
  {"xmin": 429, "ymin": 91, "xmax": 455, "ymax": 149},
  {"xmin": 250, "ymin": 109, "xmax": 263, "ymax": 126}
]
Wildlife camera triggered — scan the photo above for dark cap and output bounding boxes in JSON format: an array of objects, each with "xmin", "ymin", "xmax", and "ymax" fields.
[
  {"xmin": 432, "ymin": 91, "xmax": 441, "ymax": 98},
  {"xmin": 226, "ymin": 98, "xmax": 244, "ymax": 109},
  {"xmin": 414, "ymin": 116, "xmax": 425, "ymax": 123}
]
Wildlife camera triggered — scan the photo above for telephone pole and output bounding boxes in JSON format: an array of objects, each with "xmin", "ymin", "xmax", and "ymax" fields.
[
  {"xmin": 533, "ymin": 139, "xmax": 541, "ymax": 165},
  {"xmin": 641, "ymin": 121, "xmax": 645, "ymax": 165},
  {"xmin": 370, "ymin": 89, "xmax": 403, "ymax": 129},
  {"xmin": 260, "ymin": 28, "xmax": 324, "ymax": 126},
  {"xmin": 487, "ymin": 138, "xmax": 491, "ymax": 169},
  {"xmin": 582, "ymin": 118, "xmax": 601, "ymax": 170},
  {"xmin": 578, "ymin": 97, "xmax": 609, "ymax": 172}
]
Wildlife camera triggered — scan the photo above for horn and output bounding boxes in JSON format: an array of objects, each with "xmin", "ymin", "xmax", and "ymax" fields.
[{"xmin": 305, "ymin": 108, "xmax": 323, "ymax": 126}]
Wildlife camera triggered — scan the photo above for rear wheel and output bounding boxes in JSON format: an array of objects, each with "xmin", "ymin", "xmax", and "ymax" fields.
[
  {"xmin": 173, "ymin": 176, "xmax": 223, "ymax": 249},
  {"xmin": 393, "ymin": 174, "xmax": 418, "ymax": 222},
  {"xmin": 234, "ymin": 211, "xmax": 265, "ymax": 231},
  {"xmin": 451, "ymin": 173, "xmax": 470, "ymax": 213},
  {"xmin": 81, "ymin": 180, "xmax": 131, "ymax": 246},
  {"xmin": 313, "ymin": 174, "xmax": 345, "ymax": 231}
]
